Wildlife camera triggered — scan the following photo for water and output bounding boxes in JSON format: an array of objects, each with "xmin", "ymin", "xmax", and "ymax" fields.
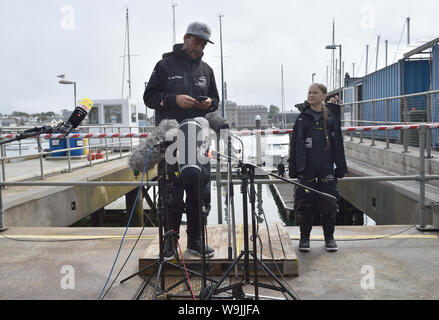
[
  {"xmin": 208, "ymin": 181, "xmax": 282, "ymax": 225},
  {"xmin": 3, "ymin": 140, "xmax": 49, "ymax": 158}
]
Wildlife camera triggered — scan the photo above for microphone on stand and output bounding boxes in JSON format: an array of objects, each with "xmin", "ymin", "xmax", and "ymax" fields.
[
  {"xmin": 0, "ymin": 98, "xmax": 94, "ymax": 146},
  {"xmin": 57, "ymin": 98, "xmax": 94, "ymax": 138},
  {"xmin": 205, "ymin": 112, "xmax": 229, "ymax": 135}
]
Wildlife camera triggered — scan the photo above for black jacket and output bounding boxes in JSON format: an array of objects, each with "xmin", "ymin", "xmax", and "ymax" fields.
[
  {"xmin": 144, "ymin": 44, "xmax": 220, "ymax": 125},
  {"xmin": 289, "ymin": 103, "xmax": 348, "ymax": 179}
]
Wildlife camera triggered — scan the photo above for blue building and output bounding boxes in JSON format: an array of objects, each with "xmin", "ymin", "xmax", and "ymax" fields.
[{"xmin": 343, "ymin": 37, "xmax": 439, "ymax": 146}]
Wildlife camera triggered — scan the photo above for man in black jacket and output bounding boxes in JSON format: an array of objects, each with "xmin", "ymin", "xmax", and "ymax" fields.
[{"xmin": 144, "ymin": 22, "xmax": 219, "ymax": 260}]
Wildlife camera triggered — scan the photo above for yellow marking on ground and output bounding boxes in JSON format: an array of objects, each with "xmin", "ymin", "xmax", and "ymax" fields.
[
  {"xmin": 290, "ymin": 235, "xmax": 438, "ymax": 240},
  {"xmin": 0, "ymin": 235, "xmax": 156, "ymax": 240}
]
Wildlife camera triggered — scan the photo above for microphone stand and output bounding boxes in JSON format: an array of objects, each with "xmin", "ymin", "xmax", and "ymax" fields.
[
  {"xmin": 226, "ymin": 133, "xmax": 241, "ymax": 294},
  {"xmin": 204, "ymin": 145, "xmax": 336, "ymax": 300},
  {"xmin": 120, "ymin": 141, "xmax": 216, "ymax": 300},
  {"xmin": 0, "ymin": 126, "xmax": 57, "ymax": 146},
  {"xmin": 210, "ymin": 149, "xmax": 337, "ymax": 201},
  {"xmin": 0, "ymin": 121, "xmax": 79, "ymax": 147},
  {"xmin": 205, "ymin": 161, "xmax": 299, "ymax": 300}
]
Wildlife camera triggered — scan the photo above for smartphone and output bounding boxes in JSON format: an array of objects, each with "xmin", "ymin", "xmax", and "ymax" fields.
[{"xmin": 196, "ymin": 96, "xmax": 209, "ymax": 102}]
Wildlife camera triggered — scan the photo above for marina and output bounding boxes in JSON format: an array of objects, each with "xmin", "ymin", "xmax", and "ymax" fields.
[{"xmin": 1, "ymin": 1, "xmax": 439, "ymax": 303}]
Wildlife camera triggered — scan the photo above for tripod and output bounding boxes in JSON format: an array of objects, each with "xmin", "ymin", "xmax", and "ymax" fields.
[
  {"xmin": 205, "ymin": 162, "xmax": 299, "ymax": 300},
  {"xmin": 120, "ymin": 143, "xmax": 214, "ymax": 300}
]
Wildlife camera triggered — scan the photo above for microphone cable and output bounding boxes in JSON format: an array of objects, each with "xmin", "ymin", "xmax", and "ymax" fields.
[{"xmin": 98, "ymin": 145, "xmax": 154, "ymax": 300}]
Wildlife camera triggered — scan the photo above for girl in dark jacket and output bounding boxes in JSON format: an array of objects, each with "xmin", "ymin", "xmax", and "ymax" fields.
[{"xmin": 289, "ymin": 83, "xmax": 348, "ymax": 252}]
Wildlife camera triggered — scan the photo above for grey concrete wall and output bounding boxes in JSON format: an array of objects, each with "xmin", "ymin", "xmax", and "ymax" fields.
[
  {"xmin": 344, "ymin": 140, "xmax": 439, "ymax": 182},
  {"xmin": 3, "ymin": 165, "xmax": 141, "ymax": 227},
  {"xmin": 339, "ymin": 138, "xmax": 439, "ymax": 225},
  {"xmin": 338, "ymin": 171, "xmax": 433, "ymax": 225}
]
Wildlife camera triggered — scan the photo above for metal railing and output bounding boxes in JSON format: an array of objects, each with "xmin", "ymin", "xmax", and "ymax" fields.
[
  {"xmin": 0, "ymin": 125, "xmax": 152, "ymax": 183},
  {"xmin": 340, "ymin": 89, "xmax": 439, "ymax": 157},
  {"xmin": 0, "ymin": 122, "xmax": 438, "ymax": 231}
]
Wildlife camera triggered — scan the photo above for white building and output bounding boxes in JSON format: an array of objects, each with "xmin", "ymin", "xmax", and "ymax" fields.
[{"xmin": 86, "ymin": 98, "xmax": 140, "ymax": 150}]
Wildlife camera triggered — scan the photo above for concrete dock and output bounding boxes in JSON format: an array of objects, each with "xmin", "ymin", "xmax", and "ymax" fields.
[{"xmin": 1, "ymin": 225, "xmax": 438, "ymax": 300}]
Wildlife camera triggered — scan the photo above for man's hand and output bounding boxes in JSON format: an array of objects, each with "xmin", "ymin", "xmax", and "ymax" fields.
[
  {"xmin": 176, "ymin": 95, "xmax": 198, "ymax": 109},
  {"xmin": 197, "ymin": 97, "xmax": 212, "ymax": 110}
]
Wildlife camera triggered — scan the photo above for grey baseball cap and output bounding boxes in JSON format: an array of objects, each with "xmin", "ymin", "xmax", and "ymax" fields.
[{"xmin": 186, "ymin": 22, "xmax": 214, "ymax": 44}]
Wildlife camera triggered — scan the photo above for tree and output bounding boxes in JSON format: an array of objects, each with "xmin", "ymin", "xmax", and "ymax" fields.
[
  {"xmin": 269, "ymin": 105, "xmax": 280, "ymax": 120},
  {"xmin": 11, "ymin": 111, "xmax": 30, "ymax": 118}
]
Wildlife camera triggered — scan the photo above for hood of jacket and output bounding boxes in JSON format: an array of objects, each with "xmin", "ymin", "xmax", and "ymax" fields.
[
  {"xmin": 162, "ymin": 43, "xmax": 204, "ymax": 63},
  {"xmin": 296, "ymin": 101, "xmax": 341, "ymax": 118}
]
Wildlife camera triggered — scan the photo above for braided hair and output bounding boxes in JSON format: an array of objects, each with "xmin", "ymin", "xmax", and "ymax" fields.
[{"xmin": 322, "ymin": 104, "xmax": 330, "ymax": 151}]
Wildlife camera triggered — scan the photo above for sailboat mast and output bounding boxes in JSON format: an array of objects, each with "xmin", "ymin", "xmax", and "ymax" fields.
[{"xmin": 126, "ymin": 8, "xmax": 132, "ymax": 99}]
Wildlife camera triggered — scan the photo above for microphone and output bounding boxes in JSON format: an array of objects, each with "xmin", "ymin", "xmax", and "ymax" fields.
[
  {"xmin": 205, "ymin": 112, "xmax": 229, "ymax": 134},
  {"xmin": 128, "ymin": 119, "xmax": 179, "ymax": 173},
  {"xmin": 57, "ymin": 98, "xmax": 94, "ymax": 138},
  {"xmin": 177, "ymin": 118, "xmax": 210, "ymax": 185},
  {"xmin": 128, "ymin": 116, "xmax": 211, "ymax": 177}
]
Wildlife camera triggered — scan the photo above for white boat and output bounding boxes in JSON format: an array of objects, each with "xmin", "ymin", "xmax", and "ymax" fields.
[{"xmin": 262, "ymin": 134, "xmax": 289, "ymax": 166}]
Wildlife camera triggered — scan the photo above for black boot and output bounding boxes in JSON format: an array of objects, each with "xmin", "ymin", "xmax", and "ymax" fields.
[
  {"xmin": 321, "ymin": 212, "xmax": 338, "ymax": 252},
  {"xmin": 297, "ymin": 206, "xmax": 313, "ymax": 252},
  {"xmin": 163, "ymin": 237, "xmax": 176, "ymax": 261},
  {"xmin": 187, "ymin": 237, "xmax": 215, "ymax": 258}
]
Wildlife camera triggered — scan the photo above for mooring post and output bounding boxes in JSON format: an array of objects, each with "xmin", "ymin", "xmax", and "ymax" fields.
[{"xmin": 255, "ymin": 115, "xmax": 262, "ymax": 166}]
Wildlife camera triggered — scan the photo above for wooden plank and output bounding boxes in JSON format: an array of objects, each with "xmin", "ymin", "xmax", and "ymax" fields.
[
  {"xmin": 276, "ymin": 222, "xmax": 299, "ymax": 276},
  {"xmin": 254, "ymin": 222, "xmax": 282, "ymax": 261},
  {"xmin": 139, "ymin": 224, "xmax": 298, "ymax": 277}
]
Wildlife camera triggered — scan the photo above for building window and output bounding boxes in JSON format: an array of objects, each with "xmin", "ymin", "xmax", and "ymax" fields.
[
  {"xmin": 88, "ymin": 105, "xmax": 100, "ymax": 124},
  {"xmin": 104, "ymin": 105, "xmax": 122, "ymax": 124}
]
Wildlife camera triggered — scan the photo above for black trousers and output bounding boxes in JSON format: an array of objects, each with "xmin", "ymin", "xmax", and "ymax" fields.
[
  {"xmin": 294, "ymin": 177, "xmax": 339, "ymax": 238},
  {"xmin": 164, "ymin": 163, "xmax": 211, "ymax": 240}
]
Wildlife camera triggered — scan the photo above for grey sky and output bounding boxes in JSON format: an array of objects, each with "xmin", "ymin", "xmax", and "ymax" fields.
[{"xmin": 0, "ymin": 0, "xmax": 438, "ymax": 117}]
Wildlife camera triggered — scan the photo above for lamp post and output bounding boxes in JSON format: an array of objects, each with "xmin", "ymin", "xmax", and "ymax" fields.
[
  {"xmin": 325, "ymin": 44, "xmax": 342, "ymax": 89},
  {"xmin": 312, "ymin": 73, "xmax": 316, "ymax": 83},
  {"xmin": 58, "ymin": 78, "xmax": 77, "ymax": 110}
]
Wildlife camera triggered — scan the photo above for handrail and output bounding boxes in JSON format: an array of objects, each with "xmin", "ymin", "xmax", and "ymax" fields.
[{"xmin": 339, "ymin": 89, "xmax": 439, "ymax": 106}]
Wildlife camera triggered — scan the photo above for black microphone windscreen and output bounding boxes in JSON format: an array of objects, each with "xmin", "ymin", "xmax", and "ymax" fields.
[
  {"xmin": 67, "ymin": 98, "xmax": 94, "ymax": 128},
  {"xmin": 205, "ymin": 112, "xmax": 229, "ymax": 134}
]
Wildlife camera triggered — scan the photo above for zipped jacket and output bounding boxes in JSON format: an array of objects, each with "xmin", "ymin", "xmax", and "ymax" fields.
[
  {"xmin": 289, "ymin": 103, "xmax": 348, "ymax": 179},
  {"xmin": 144, "ymin": 44, "xmax": 219, "ymax": 125}
]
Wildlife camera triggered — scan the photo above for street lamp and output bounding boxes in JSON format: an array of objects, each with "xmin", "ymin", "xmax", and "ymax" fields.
[
  {"xmin": 325, "ymin": 44, "xmax": 342, "ymax": 90},
  {"xmin": 58, "ymin": 77, "xmax": 77, "ymax": 110},
  {"xmin": 312, "ymin": 73, "xmax": 316, "ymax": 83}
]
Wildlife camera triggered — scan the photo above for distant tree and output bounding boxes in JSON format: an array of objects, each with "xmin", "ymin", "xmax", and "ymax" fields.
[
  {"xmin": 11, "ymin": 111, "xmax": 30, "ymax": 117},
  {"xmin": 269, "ymin": 105, "xmax": 280, "ymax": 120}
]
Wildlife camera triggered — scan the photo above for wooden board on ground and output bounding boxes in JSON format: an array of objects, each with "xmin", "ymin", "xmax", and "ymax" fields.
[{"xmin": 138, "ymin": 223, "xmax": 298, "ymax": 277}]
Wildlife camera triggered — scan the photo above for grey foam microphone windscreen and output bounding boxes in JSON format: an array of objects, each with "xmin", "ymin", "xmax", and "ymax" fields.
[
  {"xmin": 128, "ymin": 117, "xmax": 213, "ymax": 173},
  {"xmin": 205, "ymin": 112, "xmax": 229, "ymax": 134},
  {"xmin": 128, "ymin": 119, "xmax": 178, "ymax": 172}
]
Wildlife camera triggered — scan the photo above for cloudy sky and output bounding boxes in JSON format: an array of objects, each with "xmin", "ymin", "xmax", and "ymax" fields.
[{"xmin": 0, "ymin": 0, "xmax": 438, "ymax": 117}]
